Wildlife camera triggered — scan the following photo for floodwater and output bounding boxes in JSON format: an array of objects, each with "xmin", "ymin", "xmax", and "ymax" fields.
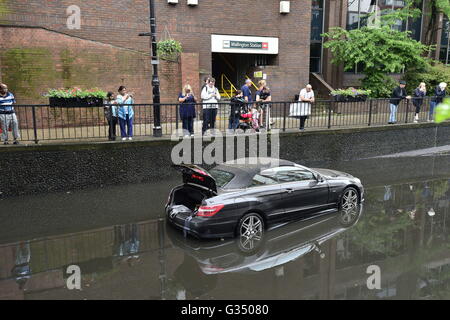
[{"xmin": 0, "ymin": 149, "xmax": 449, "ymax": 300}]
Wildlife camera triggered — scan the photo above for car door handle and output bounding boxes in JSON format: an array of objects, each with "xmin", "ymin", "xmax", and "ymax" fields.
[{"xmin": 285, "ymin": 188, "xmax": 294, "ymax": 194}]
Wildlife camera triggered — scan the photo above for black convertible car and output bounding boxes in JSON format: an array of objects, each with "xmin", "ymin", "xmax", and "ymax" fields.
[{"xmin": 166, "ymin": 158, "xmax": 364, "ymax": 240}]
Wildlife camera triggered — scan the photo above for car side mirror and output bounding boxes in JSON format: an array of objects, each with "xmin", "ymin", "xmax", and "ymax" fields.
[{"xmin": 315, "ymin": 173, "xmax": 324, "ymax": 183}]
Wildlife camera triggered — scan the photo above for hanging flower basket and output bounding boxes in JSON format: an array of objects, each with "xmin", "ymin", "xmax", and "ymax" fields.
[{"xmin": 157, "ymin": 39, "xmax": 182, "ymax": 61}]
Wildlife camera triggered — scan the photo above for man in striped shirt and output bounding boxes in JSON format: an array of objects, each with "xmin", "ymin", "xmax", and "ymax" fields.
[{"xmin": 0, "ymin": 83, "xmax": 20, "ymax": 145}]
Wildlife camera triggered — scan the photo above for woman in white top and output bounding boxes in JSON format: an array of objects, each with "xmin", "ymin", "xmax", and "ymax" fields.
[{"xmin": 200, "ymin": 78, "xmax": 221, "ymax": 135}]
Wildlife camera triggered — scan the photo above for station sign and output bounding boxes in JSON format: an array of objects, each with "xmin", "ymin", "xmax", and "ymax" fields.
[{"xmin": 212, "ymin": 34, "xmax": 278, "ymax": 54}]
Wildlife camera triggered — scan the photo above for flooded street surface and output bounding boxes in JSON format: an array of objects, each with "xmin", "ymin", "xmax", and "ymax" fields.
[{"xmin": 1, "ymin": 150, "xmax": 449, "ymax": 300}]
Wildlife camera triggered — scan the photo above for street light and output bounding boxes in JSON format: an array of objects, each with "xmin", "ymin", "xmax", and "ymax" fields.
[{"xmin": 139, "ymin": 0, "xmax": 162, "ymax": 137}]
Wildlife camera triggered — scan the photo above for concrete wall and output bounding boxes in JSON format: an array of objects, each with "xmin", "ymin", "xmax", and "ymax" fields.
[{"xmin": 0, "ymin": 123, "xmax": 449, "ymax": 198}]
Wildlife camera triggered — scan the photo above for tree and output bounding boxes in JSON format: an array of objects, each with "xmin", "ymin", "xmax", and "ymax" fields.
[
  {"xmin": 322, "ymin": 3, "xmax": 430, "ymax": 97},
  {"xmin": 422, "ymin": 0, "xmax": 450, "ymax": 53}
]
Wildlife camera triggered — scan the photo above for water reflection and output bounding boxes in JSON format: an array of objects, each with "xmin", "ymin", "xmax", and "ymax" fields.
[
  {"xmin": 0, "ymin": 177, "xmax": 448, "ymax": 300},
  {"xmin": 167, "ymin": 206, "xmax": 363, "ymax": 275}
]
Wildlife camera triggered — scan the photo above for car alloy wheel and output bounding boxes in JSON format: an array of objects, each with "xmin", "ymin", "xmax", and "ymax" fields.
[
  {"xmin": 341, "ymin": 187, "xmax": 359, "ymax": 211},
  {"xmin": 238, "ymin": 213, "xmax": 264, "ymax": 253}
]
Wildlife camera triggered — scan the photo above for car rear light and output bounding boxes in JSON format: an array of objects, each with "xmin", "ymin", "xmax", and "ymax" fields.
[{"xmin": 197, "ymin": 204, "xmax": 224, "ymax": 217}]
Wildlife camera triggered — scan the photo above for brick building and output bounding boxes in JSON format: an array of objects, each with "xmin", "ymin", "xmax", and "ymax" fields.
[{"xmin": 0, "ymin": 0, "xmax": 447, "ymax": 104}]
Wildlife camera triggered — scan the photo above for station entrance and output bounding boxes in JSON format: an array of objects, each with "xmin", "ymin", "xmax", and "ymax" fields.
[{"xmin": 211, "ymin": 53, "xmax": 277, "ymax": 99}]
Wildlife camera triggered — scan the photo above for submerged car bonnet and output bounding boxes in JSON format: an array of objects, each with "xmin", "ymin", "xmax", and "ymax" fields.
[{"xmin": 173, "ymin": 164, "xmax": 217, "ymax": 193}]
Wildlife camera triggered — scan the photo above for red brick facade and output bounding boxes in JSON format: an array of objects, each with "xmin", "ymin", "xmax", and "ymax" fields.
[{"xmin": 0, "ymin": 1, "xmax": 311, "ymax": 103}]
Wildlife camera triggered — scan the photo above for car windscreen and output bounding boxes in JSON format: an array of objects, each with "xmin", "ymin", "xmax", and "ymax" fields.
[{"xmin": 209, "ymin": 169, "xmax": 235, "ymax": 188}]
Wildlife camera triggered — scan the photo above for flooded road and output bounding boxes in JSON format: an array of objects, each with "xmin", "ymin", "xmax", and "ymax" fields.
[{"xmin": 1, "ymin": 150, "xmax": 449, "ymax": 300}]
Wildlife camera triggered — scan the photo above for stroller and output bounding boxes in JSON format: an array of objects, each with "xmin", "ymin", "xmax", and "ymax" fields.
[
  {"xmin": 238, "ymin": 104, "xmax": 260, "ymax": 132},
  {"xmin": 238, "ymin": 105, "xmax": 253, "ymax": 132}
]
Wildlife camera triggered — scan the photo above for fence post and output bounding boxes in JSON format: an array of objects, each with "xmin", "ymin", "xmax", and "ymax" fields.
[
  {"xmin": 175, "ymin": 104, "xmax": 179, "ymax": 130},
  {"xmin": 282, "ymin": 102, "xmax": 287, "ymax": 132},
  {"xmin": 405, "ymin": 99, "xmax": 410, "ymax": 124},
  {"xmin": 328, "ymin": 101, "xmax": 332, "ymax": 129},
  {"xmin": 368, "ymin": 99, "xmax": 373, "ymax": 126},
  {"xmin": 32, "ymin": 106, "xmax": 39, "ymax": 144}
]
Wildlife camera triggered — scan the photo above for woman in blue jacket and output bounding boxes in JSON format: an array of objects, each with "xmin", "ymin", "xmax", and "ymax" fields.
[
  {"xmin": 116, "ymin": 86, "xmax": 135, "ymax": 141},
  {"xmin": 178, "ymin": 84, "xmax": 197, "ymax": 137}
]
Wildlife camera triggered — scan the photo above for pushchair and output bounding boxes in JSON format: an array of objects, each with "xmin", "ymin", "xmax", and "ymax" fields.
[
  {"xmin": 238, "ymin": 105, "xmax": 261, "ymax": 132},
  {"xmin": 238, "ymin": 106, "xmax": 253, "ymax": 132}
]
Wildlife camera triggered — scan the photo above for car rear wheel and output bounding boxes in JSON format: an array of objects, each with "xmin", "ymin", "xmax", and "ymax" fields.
[
  {"xmin": 340, "ymin": 187, "xmax": 359, "ymax": 211},
  {"xmin": 236, "ymin": 213, "xmax": 265, "ymax": 254}
]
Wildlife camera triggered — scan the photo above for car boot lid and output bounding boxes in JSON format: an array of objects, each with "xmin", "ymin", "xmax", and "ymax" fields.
[{"xmin": 173, "ymin": 164, "xmax": 217, "ymax": 194}]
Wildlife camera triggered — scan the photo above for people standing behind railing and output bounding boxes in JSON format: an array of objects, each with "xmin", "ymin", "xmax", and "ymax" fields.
[
  {"xmin": 388, "ymin": 80, "xmax": 411, "ymax": 124},
  {"xmin": 229, "ymin": 90, "xmax": 245, "ymax": 131},
  {"xmin": 116, "ymin": 86, "xmax": 135, "ymax": 141},
  {"xmin": 104, "ymin": 92, "xmax": 118, "ymax": 141},
  {"xmin": 201, "ymin": 78, "xmax": 221, "ymax": 135},
  {"xmin": 0, "ymin": 83, "xmax": 20, "ymax": 145},
  {"xmin": 256, "ymin": 80, "xmax": 272, "ymax": 130},
  {"xmin": 429, "ymin": 82, "xmax": 447, "ymax": 122},
  {"xmin": 179, "ymin": 84, "xmax": 197, "ymax": 137},
  {"xmin": 412, "ymin": 82, "xmax": 426, "ymax": 123},
  {"xmin": 290, "ymin": 84, "xmax": 314, "ymax": 131}
]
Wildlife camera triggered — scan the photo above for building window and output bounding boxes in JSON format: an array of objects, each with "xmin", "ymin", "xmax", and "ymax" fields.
[
  {"xmin": 310, "ymin": 0, "xmax": 324, "ymax": 73},
  {"xmin": 440, "ymin": 18, "xmax": 450, "ymax": 65}
]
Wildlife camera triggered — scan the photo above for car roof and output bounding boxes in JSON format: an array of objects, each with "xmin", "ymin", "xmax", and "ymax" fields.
[{"xmin": 213, "ymin": 158, "xmax": 299, "ymax": 189}]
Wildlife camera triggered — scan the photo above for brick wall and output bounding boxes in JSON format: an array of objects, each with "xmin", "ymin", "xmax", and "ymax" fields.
[
  {"xmin": 0, "ymin": 26, "xmax": 152, "ymax": 104},
  {"xmin": 180, "ymin": 53, "xmax": 200, "ymax": 98},
  {"xmin": 1, "ymin": 0, "xmax": 312, "ymax": 102}
]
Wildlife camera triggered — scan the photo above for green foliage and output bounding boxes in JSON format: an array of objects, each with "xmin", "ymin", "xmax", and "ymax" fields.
[
  {"xmin": 331, "ymin": 87, "xmax": 371, "ymax": 97},
  {"xmin": 1, "ymin": 48, "xmax": 56, "ymax": 100},
  {"xmin": 157, "ymin": 39, "xmax": 182, "ymax": 61},
  {"xmin": 322, "ymin": 2, "xmax": 431, "ymax": 98},
  {"xmin": 361, "ymin": 73, "xmax": 399, "ymax": 98},
  {"xmin": 47, "ymin": 87, "xmax": 107, "ymax": 99},
  {"xmin": 434, "ymin": 0, "xmax": 450, "ymax": 19},
  {"xmin": 0, "ymin": 0, "xmax": 9, "ymax": 17},
  {"xmin": 436, "ymin": 98, "xmax": 450, "ymax": 123},
  {"xmin": 323, "ymin": 25, "xmax": 430, "ymax": 97},
  {"xmin": 404, "ymin": 62, "xmax": 450, "ymax": 94}
]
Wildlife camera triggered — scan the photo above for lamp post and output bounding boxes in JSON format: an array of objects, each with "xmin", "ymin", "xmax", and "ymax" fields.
[{"xmin": 140, "ymin": 0, "xmax": 162, "ymax": 137}]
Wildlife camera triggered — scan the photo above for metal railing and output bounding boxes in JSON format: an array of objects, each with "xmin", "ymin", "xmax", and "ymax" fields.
[{"xmin": 1, "ymin": 97, "xmax": 444, "ymax": 144}]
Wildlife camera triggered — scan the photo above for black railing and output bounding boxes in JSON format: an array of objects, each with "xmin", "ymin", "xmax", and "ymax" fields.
[{"xmin": 1, "ymin": 97, "xmax": 443, "ymax": 144}]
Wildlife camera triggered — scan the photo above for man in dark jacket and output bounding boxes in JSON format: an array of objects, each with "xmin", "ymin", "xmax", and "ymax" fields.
[
  {"xmin": 388, "ymin": 80, "xmax": 411, "ymax": 124},
  {"xmin": 429, "ymin": 82, "xmax": 447, "ymax": 121}
]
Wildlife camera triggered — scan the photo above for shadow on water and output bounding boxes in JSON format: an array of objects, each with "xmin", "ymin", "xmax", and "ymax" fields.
[{"xmin": 0, "ymin": 152, "xmax": 449, "ymax": 299}]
